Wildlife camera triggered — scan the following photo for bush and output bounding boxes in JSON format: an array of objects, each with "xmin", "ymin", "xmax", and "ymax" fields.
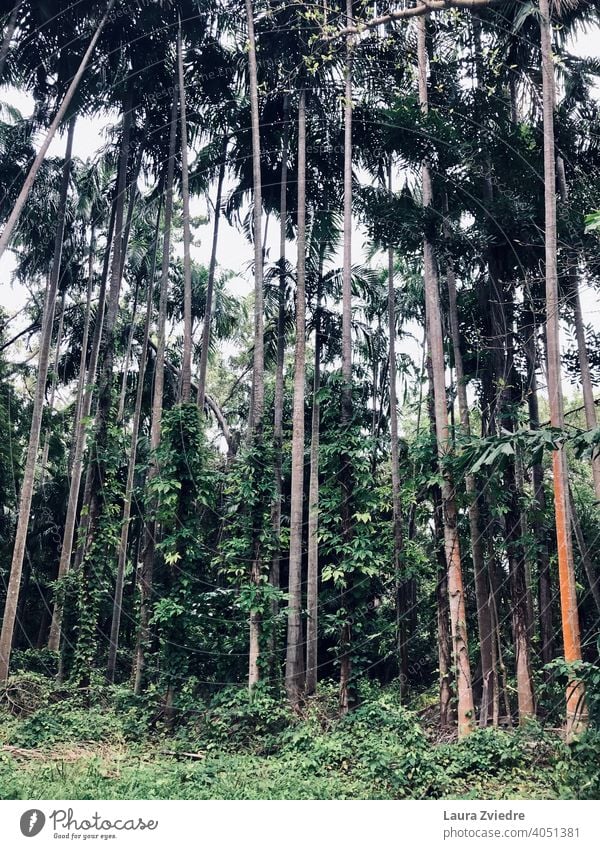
[
  {"xmin": 6, "ymin": 703, "xmax": 126, "ymax": 749},
  {"xmin": 282, "ymin": 692, "xmax": 442, "ymax": 798},
  {"xmin": 553, "ymin": 729, "xmax": 600, "ymax": 800},
  {"xmin": 435, "ymin": 728, "xmax": 529, "ymax": 779},
  {"xmin": 179, "ymin": 685, "xmax": 296, "ymax": 753}
]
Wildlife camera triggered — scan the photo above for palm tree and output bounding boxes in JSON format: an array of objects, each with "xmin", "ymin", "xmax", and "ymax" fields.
[
  {"xmin": 285, "ymin": 87, "xmax": 307, "ymax": 704},
  {"xmin": 417, "ymin": 16, "xmax": 474, "ymax": 738},
  {"xmin": 178, "ymin": 15, "xmax": 193, "ymax": 403},
  {"xmin": 107, "ymin": 194, "xmax": 163, "ymax": 682},
  {"xmin": 134, "ymin": 87, "xmax": 178, "ymax": 695},
  {"xmin": 0, "ymin": 0, "xmax": 116, "ymax": 259},
  {"xmin": 0, "ymin": 116, "xmax": 75, "ymax": 683},
  {"xmin": 244, "ymin": 0, "xmax": 266, "ymax": 689},
  {"xmin": 539, "ymin": 0, "xmax": 587, "ymax": 739}
]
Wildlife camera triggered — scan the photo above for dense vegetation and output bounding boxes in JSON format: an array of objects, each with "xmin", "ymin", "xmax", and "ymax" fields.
[{"xmin": 0, "ymin": 0, "xmax": 600, "ymax": 799}]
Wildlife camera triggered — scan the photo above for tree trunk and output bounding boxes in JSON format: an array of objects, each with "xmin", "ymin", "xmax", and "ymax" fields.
[
  {"xmin": 178, "ymin": 19, "xmax": 192, "ymax": 403},
  {"xmin": 523, "ymin": 313, "xmax": 554, "ymax": 671},
  {"xmin": 338, "ymin": 0, "xmax": 355, "ymax": 717},
  {"xmin": 197, "ymin": 140, "xmax": 227, "ymax": 407},
  {"xmin": 417, "ymin": 17, "xmax": 474, "ymax": 738},
  {"xmin": 116, "ymin": 277, "xmax": 139, "ymax": 425},
  {"xmin": 72, "ymin": 88, "xmax": 135, "ymax": 680},
  {"xmin": 443, "ymin": 198, "xmax": 494, "ymax": 726},
  {"xmin": 0, "ymin": 0, "xmax": 116, "ymax": 259},
  {"xmin": 244, "ymin": 0, "xmax": 266, "ymax": 689},
  {"xmin": 133, "ymin": 89, "xmax": 178, "ymax": 695},
  {"xmin": 269, "ymin": 94, "xmax": 289, "ymax": 677},
  {"xmin": 539, "ymin": 0, "xmax": 587, "ymax": 739},
  {"xmin": 305, "ymin": 269, "xmax": 322, "ymax": 697},
  {"xmin": 48, "ymin": 199, "xmax": 116, "ymax": 653},
  {"xmin": 432, "ymin": 483, "xmax": 453, "ymax": 729},
  {"xmin": 388, "ymin": 164, "xmax": 408, "ymax": 691},
  {"xmin": 107, "ymin": 195, "xmax": 163, "ymax": 682},
  {"xmin": 39, "ymin": 289, "xmax": 67, "ymax": 486},
  {"xmin": 0, "ymin": 116, "xmax": 76, "ymax": 683},
  {"xmin": 285, "ymin": 88, "xmax": 307, "ymax": 705},
  {"xmin": 116, "ymin": 154, "xmax": 143, "ymax": 423}
]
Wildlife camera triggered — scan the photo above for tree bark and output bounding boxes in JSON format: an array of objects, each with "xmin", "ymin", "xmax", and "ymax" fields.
[
  {"xmin": 338, "ymin": 0, "xmax": 355, "ymax": 717},
  {"xmin": 0, "ymin": 116, "xmax": 75, "ymax": 683},
  {"xmin": 418, "ymin": 17, "xmax": 474, "ymax": 737},
  {"xmin": 178, "ymin": 18, "xmax": 192, "ymax": 403},
  {"xmin": 269, "ymin": 95, "xmax": 289, "ymax": 678},
  {"xmin": 133, "ymin": 89, "xmax": 178, "ymax": 695},
  {"xmin": 523, "ymin": 312, "xmax": 554, "ymax": 671},
  {"xmin": 107, "ymin": 195, "xmax": 163, "ymax": 682},
  {"xmin": 388, "ymin": 165, "xmax": 408, "ymax": 691},
  {"xmin": 539, "ymin": 0, "xmax": 587, "ymax": 739},
  {"xmin": 39, "ymin": 289, "xmax": 67, "ymax": 486},
  {"xmin": 244, "ymin": 0, "xmax": 265, "ymax": 689},
  {"xmin": 443, "ymin": 198, "xmax": 494, "ymax": 725},
  {"xmin": 305, "ymin": 267, "xmax": 322, "ymax": 697},
  {"xmin": 285, "ymin": 88, "xmax": 307, "ymax": 705},
  {"xmin": 48, "ymin": 199, "xmax": 116, "ymax": 653},
  {"xmin": 197, "ymin": 141, "xmax": 227, "ymax": 407}
]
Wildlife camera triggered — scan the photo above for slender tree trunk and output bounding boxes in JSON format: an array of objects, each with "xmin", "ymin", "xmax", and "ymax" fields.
[
  {"xmin": 197, "ymin": 141, "xmax": 226, "ymax": 407},
  {"xmin": 244, "ymin": 0, "xmax": 265, "ymax": 689},
  {"xmin": 68, "ymin": 225, "xmax": 96, "ymax": 478},
  {"xmin": 269, "ymin": 95, "xmax": 289, "ymax": 676},
  {"xmin": 0, "ymin": 117, "xmax": 75, "ymax": 683},
  {"xmin": 388, "ymin": 164, "xmax": 408, "ymax": 691},
  {"xmin": 305, "ymin": 272, "xmax": 322, "ymax": 697},
  {"xmin": 433, "ymin": 485, "xmax": 453, "ymax": 729},
  {"xmin": 539, "ymin": 0, "xmax": 587, "ymax": 739},
  {"xmin": 48, "ymin": 199, "xmax": 116, "ymax": 653},
  {"xmin": 116, "ymin": 156, "xmax": 143, "ymax": 423},
  {"xmin": 178, "ymin": 19, "xmax": 192, "ymax": 403},
  {"xmin": 443, "ymin": 198, "xmax": 493, "ymax": 726},
  {"xmin": 133, "ymin": 91, "xmax": 178, "ymax": 695},
  {"xmin": 107, "ymin": 196, "xmax": 162, "ymax": 682},
  {"xmin": 116, "ymin": 278, "xmax": 139, "ymax": 425},
  {"xmin": 0, "ymin": 0, "xmax": 116, "ymax": 259},
  {"xmin": 73, "ymin": 90, "xmax": 135, "ymax": 680},
  {"xmin": 523, "ymin": 312, "xmax": 554, "ymax": 671},
  {"xmin": 338, "ymin": 0, "xmax": 355, "ymax": 717},
  {"xmin": 39, "ymin": 289, "xmax": 67, "ymax": 485},
  {"xmin": 417, "ymin": 17, "xmax": 474, "ymax": 738},
  {"xmin": 285, "ymin": 88, "xmax": 307, "ymax": 705}
]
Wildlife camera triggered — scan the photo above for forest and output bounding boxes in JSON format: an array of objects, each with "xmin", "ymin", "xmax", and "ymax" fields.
[{"xmin": 0, "ymin": 0, "xmax": 599, "ymax": 801}]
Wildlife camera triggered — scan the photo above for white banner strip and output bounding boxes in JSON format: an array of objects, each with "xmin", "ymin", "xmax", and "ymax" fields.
[{"xmin": 0, "ymin": 800, "xmax": 598, "ymax": 848}]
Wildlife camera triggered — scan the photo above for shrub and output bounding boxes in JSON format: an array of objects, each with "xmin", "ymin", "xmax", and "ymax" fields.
[
  {"xmin": 282, "ymin": 692, "xmax": 442, "ymax": 798},
  {"xmin": 553, "ymin": 729, "xmax": 600, "ymax": 800}
]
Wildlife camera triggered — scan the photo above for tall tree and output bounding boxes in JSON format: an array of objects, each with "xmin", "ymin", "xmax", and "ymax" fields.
[
  {"xmin": 0, "ymin": 117, "xmax": 75, "ymax": 683},
  {"xmin": 539, "ymin": 0, "xmax": 587, "ymax": 739},
  {"xmin": 285, "ymin": 88, "xmax": 307, "ymax": 704},
  {"xmin": 417, "ymin": 16, "xmax": 474, "ymax": 738}
]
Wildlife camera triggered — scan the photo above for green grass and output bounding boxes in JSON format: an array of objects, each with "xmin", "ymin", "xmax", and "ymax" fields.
[{"xmin": 0, "ymin": 744, "xmax": 560, "ymax": 800}]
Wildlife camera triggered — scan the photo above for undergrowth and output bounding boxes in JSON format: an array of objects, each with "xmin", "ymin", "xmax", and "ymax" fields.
[{"xmin": 0, "ymin": 676, "xmax": 596, "ymax": 800}]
